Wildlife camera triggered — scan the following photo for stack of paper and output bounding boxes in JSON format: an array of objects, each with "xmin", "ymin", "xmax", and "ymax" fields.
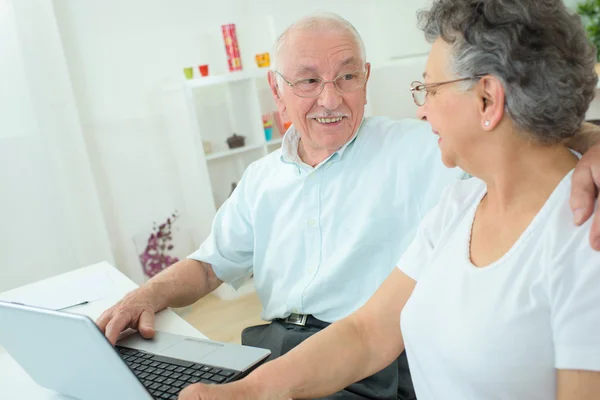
[{"xmin": 0, "ymin": 269, "xmax": 115, "ymax": 311}]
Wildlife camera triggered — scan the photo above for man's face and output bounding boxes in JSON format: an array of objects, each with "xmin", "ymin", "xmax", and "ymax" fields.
[{"xmin": 269, "ymin": 29, "xmax": 370, "ymax": 153}]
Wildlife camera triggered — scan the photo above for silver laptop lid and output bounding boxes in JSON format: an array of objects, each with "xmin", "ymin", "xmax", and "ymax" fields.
[{"xmin": 0, "ymin": 301, "xmax": 152, "ymax": 400}]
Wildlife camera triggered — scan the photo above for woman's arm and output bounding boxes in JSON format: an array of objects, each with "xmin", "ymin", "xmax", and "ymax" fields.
[
  {"xmin": 257, "ymin": 269, "xmax": 416, "ymax": 399},
  {"xmin": 179, "ymin": 268, "xmax": 417, "ymax": 400},
  {"xmin": 557, "ymin": 370, "xmax": 600, "ymax": 400}
]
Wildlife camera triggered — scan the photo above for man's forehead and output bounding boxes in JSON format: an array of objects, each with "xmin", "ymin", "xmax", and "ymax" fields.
[
  {"xmin": 289, "ymin": 56, "xmax": 361, "ymax": 75},
  {"xmin": 280, "ymin": 29, "xmax": 361, "ymax": 72}
]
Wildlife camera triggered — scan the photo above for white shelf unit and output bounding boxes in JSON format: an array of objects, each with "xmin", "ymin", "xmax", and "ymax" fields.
[
  {"xmin": 182, "ymin": 68, "xmax": 284, "ymax": 212},
  {"xmin": 166, "ymin": 67, "xmax": 283, "ymax": 300}
]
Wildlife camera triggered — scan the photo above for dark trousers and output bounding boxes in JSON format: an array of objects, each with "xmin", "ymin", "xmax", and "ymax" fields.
[{"xmin": 241, "ymin": 319, "xmax": 416, "ymax": 400}]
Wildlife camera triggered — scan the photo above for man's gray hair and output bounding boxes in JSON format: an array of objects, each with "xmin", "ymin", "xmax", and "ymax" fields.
[
  {"xmin": 418, "ymin": 0, "xmax": 598, "ymax": 144},
  {"xmin": 271, "ymin": 12, "xmax": 367, "ymax": 74}
]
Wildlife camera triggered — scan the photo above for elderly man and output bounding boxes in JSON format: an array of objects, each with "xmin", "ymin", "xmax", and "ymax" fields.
[{"xmin": 97, "ymin": 12, "xmax": 600, "ymax": 400}]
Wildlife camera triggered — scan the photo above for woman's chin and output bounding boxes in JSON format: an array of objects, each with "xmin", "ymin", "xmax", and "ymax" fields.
[{"xmin": 441, "ymin": 155, "xmax": 457, "ymax": 169}]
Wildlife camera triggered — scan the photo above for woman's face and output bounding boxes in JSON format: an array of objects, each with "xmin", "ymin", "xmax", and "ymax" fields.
[{"xmin": 416, "ymin": 39, "xmax": 484, "ymax": 169}]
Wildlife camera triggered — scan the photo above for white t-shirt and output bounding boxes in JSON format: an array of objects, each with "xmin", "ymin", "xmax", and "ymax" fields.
[{"xmin": 398, "ymin": 170, "xmax": 600, "ymax": 400}]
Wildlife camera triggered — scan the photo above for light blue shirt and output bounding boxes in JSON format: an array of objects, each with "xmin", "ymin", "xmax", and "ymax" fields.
[{"xmin": 189, "ymin": 116, "xmax": 465, "ymax": 322}]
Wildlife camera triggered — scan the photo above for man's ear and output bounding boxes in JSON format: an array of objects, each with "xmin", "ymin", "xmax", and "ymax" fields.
[
  {"xmin": 364, "ymin": 62, "xmax": 371, "ymax": 105},
  {"xmin": 268, "ymin": 70, "xmax": 287, "ymax": 116}
]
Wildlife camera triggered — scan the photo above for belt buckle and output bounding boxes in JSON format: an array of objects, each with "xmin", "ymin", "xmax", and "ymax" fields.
[{"xmin": 284, "ymin": 313, "xmax": 308, "ymax": 326}]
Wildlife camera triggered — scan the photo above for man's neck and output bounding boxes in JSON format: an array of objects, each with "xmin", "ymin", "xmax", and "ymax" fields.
[{"xmin": 297, "ymin": 139, "xmax": 337, "ymax": 168}]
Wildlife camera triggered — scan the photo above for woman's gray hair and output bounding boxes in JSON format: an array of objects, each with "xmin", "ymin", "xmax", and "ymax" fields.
[
  {"xmin": 272, "ymin": 12, "xmax": 366, "ymax": 74},
  {"xmin": 418, "ymin": 0, "xmax": 598, "ymax": 144}
]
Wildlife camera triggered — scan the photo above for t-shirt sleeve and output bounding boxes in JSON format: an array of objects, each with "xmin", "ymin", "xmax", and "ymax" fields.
[
  {"xmin": 548, "ymin": 209, "xmax": 600, "ymax": 371},
  {"xmin": 396, "ymin": 178, "xmax": 466, "ymax": 281},
  {"xmin": 395, "ymin": 200, "xmax": 446, "ymax": 281},
  {"xmin": 187, "ymin": 167, "xmax": 255, "ymax": 290},
  {"xmin": 396, "ymin": 179, "xmax": 483, "ymax": 281}
]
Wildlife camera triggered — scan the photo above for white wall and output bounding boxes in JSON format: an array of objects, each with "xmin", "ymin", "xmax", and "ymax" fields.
[
  {"xmin": 51, "ymin": 0, "xmax": 431, "ymax": 284},
  {"xmin": 45, "ymin": 0, "xmax": 599, "ymax": 287},
  {"xmin": 0, "ymin": 0, "xmax": 113, "ymax": 291}
]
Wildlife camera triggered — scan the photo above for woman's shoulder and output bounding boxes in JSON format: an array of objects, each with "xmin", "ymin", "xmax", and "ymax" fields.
[
  {"xmin": 429, "ymin": 177, "xmax": 487, "ymax": 230},
  {"xmin": 542, "ymin": 172, "xmax": 595, "ymax": 255},
  {"xmin": 442, "ymin": 177, "xmax": 486, "ymax": 209}
]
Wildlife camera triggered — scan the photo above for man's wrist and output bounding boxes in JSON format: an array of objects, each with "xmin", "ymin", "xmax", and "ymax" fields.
[
  {"xmin": 138, "ymin": 281, "xmax": 168, "ymax": 312},
  {"xmin": 242, "ymin": 363, "xmax": 293, "ymax": 399}
]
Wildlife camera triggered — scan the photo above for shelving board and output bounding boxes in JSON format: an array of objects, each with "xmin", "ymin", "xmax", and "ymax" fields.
[
  {"xmin": 186, "ymin": 69, "xmax": 269, "ymax": 89},
  {"xmin": 205, "ymin": 143, "xmax": 265, "ymax": 161}
]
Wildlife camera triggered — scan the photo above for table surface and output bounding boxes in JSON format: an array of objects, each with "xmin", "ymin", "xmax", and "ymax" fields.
[{"xmin": 0, "ymin": 261, "xmax": 206, "ymax": 399}]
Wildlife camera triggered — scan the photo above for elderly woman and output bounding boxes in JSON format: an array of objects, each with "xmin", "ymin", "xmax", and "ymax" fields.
[{"xmin": 181, "ymin": 1, "xmax": 600, "ymax": 399}]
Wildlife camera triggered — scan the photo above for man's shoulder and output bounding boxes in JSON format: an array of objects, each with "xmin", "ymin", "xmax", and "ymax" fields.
[
  {"xmin": 242, "ymin": 148, "xmax": 283, "ymax": 180},
  {"xmin": 363, "ymin": 116, "xmax": 434, "ymax": 139},
  {"xmin": 359, "ymin": 116, "xmax": 438, "ymax": 154}
]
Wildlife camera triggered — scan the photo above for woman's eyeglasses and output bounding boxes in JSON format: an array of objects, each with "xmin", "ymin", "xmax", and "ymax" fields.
[{"xmin": 410, "ymin": 75, "xmax": 486, "ymax": 106}]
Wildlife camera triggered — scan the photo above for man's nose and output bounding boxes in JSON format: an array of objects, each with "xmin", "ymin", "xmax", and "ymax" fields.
[{"xmin": 317, "ymin": 81, "xmax": 343, "ymax": 111}]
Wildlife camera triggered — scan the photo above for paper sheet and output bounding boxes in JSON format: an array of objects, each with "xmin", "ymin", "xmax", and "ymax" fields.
[{"xmin": 1, "ymin": 269, "xmax": 115, "ymax": 311}]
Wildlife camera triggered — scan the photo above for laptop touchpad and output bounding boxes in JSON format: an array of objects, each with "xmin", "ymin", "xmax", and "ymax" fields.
[{"xmin": 162, "ymin": 338, "xmax": 222, "ymax": 360}]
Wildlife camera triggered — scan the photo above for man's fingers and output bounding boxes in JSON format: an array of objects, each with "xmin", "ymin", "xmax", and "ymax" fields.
[
  {"xmin": 104, "ymin": 312, "xmax": 131, "ymax": 346},
  {"xmin": 590, "ymin": 201, "xmax": 600, "ymax": 251},
  {"xmin": 138, "ymin": 309, "xmax": 156, "ymax": 339},
  {"xmin": 178, "ymin": 383, "xmax": 207, "ymax": 399},
  {"xmin": 589, "ymin": 163, "xmax": 600, "ymax": 250},
  {"xmin": 570, "ymin": 165, "xmax": 596, "ymax": 225},
  {"xmin": 95, "ymin": 310, "xmax": 112, "ymax": 333}
]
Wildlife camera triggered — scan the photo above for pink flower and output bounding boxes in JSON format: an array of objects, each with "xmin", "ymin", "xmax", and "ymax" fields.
[{"xmin": 139, "ymin": 211, "xmax": 180, "ymax": 278}]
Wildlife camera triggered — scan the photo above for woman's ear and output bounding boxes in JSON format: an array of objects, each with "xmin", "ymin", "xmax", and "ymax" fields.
[{"xmin": 477, "ymin": 75, "xmax": 505, "ymax": 130}]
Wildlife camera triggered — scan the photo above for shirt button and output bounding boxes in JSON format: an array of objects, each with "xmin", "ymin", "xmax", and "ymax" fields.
[
  {"xmin": 307, "ymin": 218, "xmax": 316, "ymax": 227},
  {"xmin": 308, "ymin": 267, "xmax": 315, "ymax": 274}
]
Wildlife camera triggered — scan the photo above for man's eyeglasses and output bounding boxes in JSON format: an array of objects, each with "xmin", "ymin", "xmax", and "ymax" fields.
[
  {"xmin": 409, "ymin": 75, "xmax": 486, "ymax": 106},
  {"xmin": 275, "ymin": 70, "xmax": 368, "ymax": 98}
]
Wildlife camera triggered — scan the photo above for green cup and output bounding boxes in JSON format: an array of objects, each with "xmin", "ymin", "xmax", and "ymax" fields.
[{"xmin": 183, "ymin": 67, "xmax": 193, "ymax": 80}]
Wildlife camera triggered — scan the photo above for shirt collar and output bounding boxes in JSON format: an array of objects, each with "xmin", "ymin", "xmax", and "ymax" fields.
[{"xmin": 279, "ymin": 118, "xmax": 365, "ymax": 169}]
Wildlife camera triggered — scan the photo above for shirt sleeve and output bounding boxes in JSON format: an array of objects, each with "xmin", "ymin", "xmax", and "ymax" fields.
[
  {"xmin": 187, "ymin": 167, "xmax": 255, "ymax": 290},
  {"xmin": 548, "ymin": 210, "xmax": 600, "ymax": 371}
]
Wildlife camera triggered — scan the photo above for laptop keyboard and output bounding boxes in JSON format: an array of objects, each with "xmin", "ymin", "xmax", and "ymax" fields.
[{"xmin": 117, "ymin": 346, "xmax": 240, "ymax": 400}]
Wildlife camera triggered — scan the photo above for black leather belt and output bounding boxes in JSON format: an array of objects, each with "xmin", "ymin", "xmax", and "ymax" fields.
[{"xmin": 277, "ymin": 313, "xmax": 330, "ymax": 329}]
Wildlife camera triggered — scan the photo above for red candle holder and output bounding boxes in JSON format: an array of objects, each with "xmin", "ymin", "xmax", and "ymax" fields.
[{"xmin": 199, "ymin": 64, "xmax": 209, "ymax": 77}]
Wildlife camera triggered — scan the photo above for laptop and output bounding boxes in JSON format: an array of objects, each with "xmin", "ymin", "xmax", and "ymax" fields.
[{"xmin": 0, "ymin": 300, "xmax": 270, "ymax": 400}]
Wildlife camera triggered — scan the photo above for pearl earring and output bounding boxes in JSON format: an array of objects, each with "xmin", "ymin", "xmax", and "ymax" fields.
[{"xmin": 484, "ymin": 121, "xmax": 490, "ymax": 127}]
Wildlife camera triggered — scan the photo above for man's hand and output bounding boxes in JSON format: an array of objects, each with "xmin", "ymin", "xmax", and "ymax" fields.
[
  {"xmin": 571, "ymin": 142, "xmax": 600, "ymax": 250},
  {"xmin": 177, "ymin": 380, "xmax": 287, "ymax": 400},
  {"xmin": 178, "ymin": 383, "xmax": 236, "ymax": 400},
  {"xmin": 95, "ymin": 288, "xmax": 157, "ymax": 345}
]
